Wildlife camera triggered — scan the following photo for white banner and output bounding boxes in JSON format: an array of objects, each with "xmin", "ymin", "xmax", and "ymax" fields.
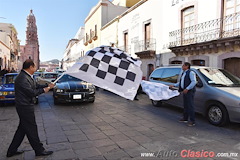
[
  {"xmin": 66, "ymin": 46, "xmax": 143, "ymax": 100},
  {"xmin": 141, "ymin": 80, "xmax": 179, "ymax": 101}
]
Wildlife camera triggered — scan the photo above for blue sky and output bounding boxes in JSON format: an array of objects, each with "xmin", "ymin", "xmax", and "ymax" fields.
[{"xmin": 0, "ymin": 0, "xmax": 99, "ymax": 62}]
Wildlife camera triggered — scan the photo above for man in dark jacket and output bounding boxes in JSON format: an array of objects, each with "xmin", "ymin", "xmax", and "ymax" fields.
[{"xmin": 6, "ymin": 59, "xmax": 54, "ymax": 157}]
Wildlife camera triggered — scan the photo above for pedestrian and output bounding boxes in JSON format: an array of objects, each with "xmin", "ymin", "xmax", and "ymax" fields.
[
  {"xmin": 10, "ymin": 67, "xmax": 16, "ymax": 73},
  {"xmin": 134, "ymin": 85, "xmax": 142, "ymax": 101},
  {"xmin": 6, "ymin": 59, "xmax": 54, "ymax": 157},
  {"xmin": 170, "ymin": 62, "xmax": 197, "ymax": 127}
]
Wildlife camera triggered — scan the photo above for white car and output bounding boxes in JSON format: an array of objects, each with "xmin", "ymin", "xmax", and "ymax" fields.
[{"xmin": 36, "ymin": 72, "xmax": 58, "ymax": 85}]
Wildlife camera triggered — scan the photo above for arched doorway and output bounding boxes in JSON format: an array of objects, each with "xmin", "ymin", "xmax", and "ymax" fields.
[
  {"xmin": 147, "ymin": 64, "xmax": 154, "ymax": 80},
  {"xmin": 171, "ymin": 60, "xmax": 182, "ymax": 64},
  {"xmin": 224, "ymin": 58, "xmax": 240, "ymax": 77},
  {"xmin": 192, "ymin": 59, "xmax": 205, "ymax": 66}
]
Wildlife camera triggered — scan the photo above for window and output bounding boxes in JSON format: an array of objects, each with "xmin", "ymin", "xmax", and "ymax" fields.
[
  {"xmin": 171, "ymin": 61, "xmax": 182, "ymax": 64},
  {"xmin": 161, "ymin": 68, "xmax": 182, "ymax": 83},
  {"xmin": 124, "ymin": 32, "xmax": 128, "ymax": 53},
  {"xmin": 192, "ymin": 60, "xmax": 205, "ymax": 66},
  {"xmin": 95, "ymin": 25, "xmax": 97, "ymax": 36},
  {"xmin": 5, "ymin": 75, "xmax": 17, "ymax": 84},
  {"xmin": 145, "ymin": 23, "xmax": 151, "ymax": 50},
  {"xmin": 150, "ymin": 68, "xmax": 164, "ymax": 80},
  {"xmin": 182, "ymin": 6, "xmax": 195, "ymax": 44},
  {"xmin": 150, "ymin": 68, "xmax": 181, "ymax": 83},
  {"xmin": 224, "ymin": 0, "xmax": 240, "ymax": 32}
]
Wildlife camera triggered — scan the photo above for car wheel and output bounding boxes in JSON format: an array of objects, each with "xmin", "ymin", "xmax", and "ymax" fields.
[
  {"xmin": 151, "ymin": 100, "xmax": 162, "ymax": 107},
  {"xmin": 54, "ymin": 97, "xmax": 59, "ymax": 105},
  {"xmin": 207, "ymin": 103, "xmax": 229, "ymax": 126},
  {"xmin": 89, "ymin": 98, "xmax": 95, "ymax": 103}
]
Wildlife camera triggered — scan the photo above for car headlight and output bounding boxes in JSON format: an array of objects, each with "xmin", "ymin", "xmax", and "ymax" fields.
[
  {"xmin": 56, "ymin": 89, "xmax": 64, "ymax": 93},
  {"xmin": 89, "ymin": 88, "xmax": 95, "ymax": 92}
]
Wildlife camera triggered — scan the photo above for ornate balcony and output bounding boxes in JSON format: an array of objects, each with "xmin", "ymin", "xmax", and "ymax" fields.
[
  {"xmin": 135, "ymin": 38, "xmax": 156, "ymax": 59},
  {"xmin": 169, "ymin": 12, "xmax": 240, "ymax": 55}
]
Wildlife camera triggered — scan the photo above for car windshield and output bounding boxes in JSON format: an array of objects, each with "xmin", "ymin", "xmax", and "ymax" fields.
[
  {"xmin": 57, "ymin": 74, "xmax": 82, "ymax": 83},
  {"xmin": 4, "ymin": 75, "xmax": 17, "ymax": 84},
  {"xmin": 198, "ymin": 68, "xmax": 240, "ymax": 87},
  {"xmin": 43, "ymin": 73, "xmax": 58, "ymax": 79}
]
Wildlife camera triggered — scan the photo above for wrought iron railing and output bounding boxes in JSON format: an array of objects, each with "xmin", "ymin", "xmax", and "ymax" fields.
[
  {"xmin": 169, "ymin": 12, "xmax": 240, "ymax": 47},
  {"xmin": 118, "ymin": 45, "xmax": 131, "ymax": 54},
  {"xmin": 135, "ymin": 38, "xmax": 156, "ymax": 52}
]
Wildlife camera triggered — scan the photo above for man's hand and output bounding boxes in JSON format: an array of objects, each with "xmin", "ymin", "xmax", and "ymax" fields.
[
  {"xmin": 44, "ymin": 87, "xmax": 51, "ymax": 93},
  {"xmin": 48, "ymin": 83, "xmax": 55, "ymax": 89},
  {"xmin": 183, "ymin": 89, "xmax": 188, "ymax": 94}
]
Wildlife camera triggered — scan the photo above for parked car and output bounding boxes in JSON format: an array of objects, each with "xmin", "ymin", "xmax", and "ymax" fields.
[
  {"xmin": 53, "ymin": 74, "xmax": 95, "ymax": 104},
  {"xmin": 0, "ymin": 73, "xmax": 18, "ymax": 104},
  {"xmin": 149, "ymin": 66, "xmax": 240, "ymax": 126},
  {"xmin": 36, "ymin": 72, "xmax": 58, "ymax": 85},
  {"xmin": 33, "ymin": 71, "xmax": 42, "ymax": 79},
  {"xmin": 0, "ymin": 73, "xmax": 39, "ymax": 105}
]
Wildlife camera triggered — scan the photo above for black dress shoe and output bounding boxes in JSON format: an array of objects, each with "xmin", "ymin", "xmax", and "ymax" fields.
[
  {"xmin": 35, "ymin": 150, "xmax": 53, "ymax": 156},
  {"xmin": 6, "ymin": 150, "xmax": 24, "ymax": 157}
]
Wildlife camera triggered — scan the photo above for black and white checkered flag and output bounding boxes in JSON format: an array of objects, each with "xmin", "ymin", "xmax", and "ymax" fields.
[
  {"xmin": 141, "ymin": 80, "xmax": 179, "ymax": 100},
  {"xmin": 66, "ymin": 46, "xmax": 143, "ymax": 100}
]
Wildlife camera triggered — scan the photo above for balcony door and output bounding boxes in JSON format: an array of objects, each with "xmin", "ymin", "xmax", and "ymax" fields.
[
  {"xmin": 224, "ymin": 0, "xmax": 240, "ymax": 35},
  {"xmin": 181, "ymin": 6, "xmax": 195, "ymax": 45},
  {"xmin": 145, "ymin": 23, "xmax": 151, "ymax": 50}
]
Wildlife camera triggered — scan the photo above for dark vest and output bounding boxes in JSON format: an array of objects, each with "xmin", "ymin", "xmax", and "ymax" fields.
[{"xmin": 178, "ymin": 70, "xmax": 196, "ymax": 92}]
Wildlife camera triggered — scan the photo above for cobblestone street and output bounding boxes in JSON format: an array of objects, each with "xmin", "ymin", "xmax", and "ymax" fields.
[{"xmin": 0, "ymin": 90, "xmax": 240, "ymax": 160}]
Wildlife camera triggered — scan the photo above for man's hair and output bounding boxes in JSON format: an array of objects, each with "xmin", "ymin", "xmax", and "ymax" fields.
[
  {"xmin": 184, "ymin": 62, "xmax": 191, "ymax": 69},
  {"xmin": 23, "ymin": 59, "xmax": 35, "ymax": 69}
]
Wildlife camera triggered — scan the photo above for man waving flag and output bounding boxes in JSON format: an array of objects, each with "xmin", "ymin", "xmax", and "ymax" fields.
[{"xmin": 66, "ymin": 46, "xmax": 142, "ymax": 100}]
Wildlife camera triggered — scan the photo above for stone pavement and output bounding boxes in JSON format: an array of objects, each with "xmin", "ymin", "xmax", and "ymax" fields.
[{"xmin": 0, "ymin": 90, "xmax": 240, "ymax": 160}]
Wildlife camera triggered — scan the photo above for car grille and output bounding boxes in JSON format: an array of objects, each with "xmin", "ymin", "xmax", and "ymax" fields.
[{"xmin": 65, "ymin": 89, "xmax": 89, "ymax": 92}]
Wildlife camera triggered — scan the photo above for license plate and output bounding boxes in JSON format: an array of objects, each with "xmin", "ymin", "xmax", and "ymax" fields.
[
  {"xmin": 3, "ymin": 92, "xmax": 7, "ymax": 95},
  {"xmin": 73, "ymin": 94, "xmax": 82, "ymax": 99}
]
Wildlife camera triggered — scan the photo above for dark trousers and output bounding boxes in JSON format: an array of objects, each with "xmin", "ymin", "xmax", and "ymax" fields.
[
  {"xmin": 183, "ymin": 90, "xmax": 195, "ymax": 122},
  {"xmin": 7, "ymin": 106, "xmax": 44, "ymax": 153}
]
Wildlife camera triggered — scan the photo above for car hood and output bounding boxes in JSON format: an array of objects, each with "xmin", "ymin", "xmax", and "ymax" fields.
[
  {"xmin": 56, "ymin": 81, "xmax": 93, "ymax": 89},
  {"xmin": 216, "ymin": 87, "xmax": 240, "ymax": 97},
  {"xmin": 0, "ymin": 84, "xmax": 14, "ymax": 91}
]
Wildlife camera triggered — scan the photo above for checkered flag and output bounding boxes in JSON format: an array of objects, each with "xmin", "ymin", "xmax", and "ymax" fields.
[
  {"xmin": 66, "ymin": 46, "xmax": 142, "ymax": 100},
  {"xmin": 141, "ymin": 80, "xmax": 179, "ymax": 101}
]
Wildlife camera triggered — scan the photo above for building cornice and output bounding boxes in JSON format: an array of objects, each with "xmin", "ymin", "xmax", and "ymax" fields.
[
  {"xmin": 101, "ymin": 0, "xmax": 148, "ymax": 30},
  {"xmin": 0, "ymin": 40, "xmax": 10, "ymax": 50},
  {"xmin": 85, "ymin": 2, "xmax": 108, "ymax": 24},
  {"xmin": 120, "ymin": 0, "xmax": 148, "ymax": 18}
]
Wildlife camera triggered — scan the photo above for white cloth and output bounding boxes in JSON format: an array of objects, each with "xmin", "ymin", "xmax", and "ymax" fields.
[
  {"xmin": 66, "ymin": 46, "xmax": 143, "ymax": 100},
  {"xmin": 141, "ymin": 80, "xmax": 180, "ymax": 101}
]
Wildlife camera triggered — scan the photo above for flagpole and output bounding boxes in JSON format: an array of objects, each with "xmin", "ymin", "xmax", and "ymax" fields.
[{"xmin": 53, "ymin": 73, "xmax": 65, "ymax": 84}]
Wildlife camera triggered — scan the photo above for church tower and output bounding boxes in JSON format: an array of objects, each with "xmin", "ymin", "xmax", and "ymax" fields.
[{"xmin": 24, "ymin": 9, "xmax": 40, "ymax": 69}]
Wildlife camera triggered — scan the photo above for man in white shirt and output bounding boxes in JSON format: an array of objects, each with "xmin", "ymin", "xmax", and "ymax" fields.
[{"xmin": 170, "ymin": 62, "xmax": 197, "ymax": 126}]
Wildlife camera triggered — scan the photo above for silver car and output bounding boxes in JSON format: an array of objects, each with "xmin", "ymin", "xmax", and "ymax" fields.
[{"xmin": 149, "ymin": 66, "xmax": 240, "ymax": 126}]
